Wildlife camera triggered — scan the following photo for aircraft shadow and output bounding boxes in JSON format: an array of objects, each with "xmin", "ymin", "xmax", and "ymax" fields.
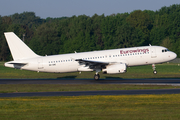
[
  {"xmin": 56, "ymin": 75, "xmax": 77, "ymax": 79},
  {"xmin": 105, "ymin": 77, "xmax": 123, "ymax": 79}
]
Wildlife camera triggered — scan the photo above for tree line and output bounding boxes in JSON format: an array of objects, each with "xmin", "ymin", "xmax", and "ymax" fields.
[{"xmin": 0, "ymin": 4, "xmax": 180, "ymax": 61}]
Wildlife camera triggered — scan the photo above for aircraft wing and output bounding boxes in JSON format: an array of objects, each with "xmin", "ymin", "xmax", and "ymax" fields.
[{"xmin": 75, "ymin": 59, "xmax": 110, "ymax": 69}]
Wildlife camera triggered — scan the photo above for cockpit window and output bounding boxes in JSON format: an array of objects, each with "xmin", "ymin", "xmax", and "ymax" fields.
[{"xmin": 162, "ymin": 49, "xmax": 169, "ymax": 53}]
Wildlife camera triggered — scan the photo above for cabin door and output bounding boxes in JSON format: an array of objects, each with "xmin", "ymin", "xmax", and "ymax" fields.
[
  {"xmin": 151, "ymin": 48, "xmax": 157, "ymax": 58},
  {"xmin": 38, "ymin": 58, "xmax": 44, "ymax": 69}
]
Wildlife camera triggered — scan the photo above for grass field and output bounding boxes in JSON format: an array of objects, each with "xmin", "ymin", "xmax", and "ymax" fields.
[{"xmin": 1, "ymin": 94, "xmax": 180, "ymax": 120}]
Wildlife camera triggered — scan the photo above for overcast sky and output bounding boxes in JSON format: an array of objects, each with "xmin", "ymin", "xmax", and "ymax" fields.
[{"xmin": 0, "ymin": 0, "xmax": 180, "ymax": 19}]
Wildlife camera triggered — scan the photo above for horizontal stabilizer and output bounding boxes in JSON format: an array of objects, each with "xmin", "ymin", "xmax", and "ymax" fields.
[
  {"xmin": 4, "ymin": 61, "xmax": 27, "ymax": 69},
  {"xmin": 6, "ymin": 61, "xmax": 27, "ymax": 65}
]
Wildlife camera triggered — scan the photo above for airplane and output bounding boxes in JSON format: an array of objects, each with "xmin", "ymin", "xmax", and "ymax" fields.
[{"xmin": 4, "ymin": 32, "xmax": 177, "ymax": 80}]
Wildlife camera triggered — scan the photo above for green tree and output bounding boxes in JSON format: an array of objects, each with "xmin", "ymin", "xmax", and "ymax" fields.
[{"xmin": 126, "ymin": 10, "xmax": 152, "ymax": 33}]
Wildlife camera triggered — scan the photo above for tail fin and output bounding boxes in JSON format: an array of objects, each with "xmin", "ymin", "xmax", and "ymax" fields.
[{"xmin": 4, "ymin": 32, "xmax": 39, "ymax": 60}]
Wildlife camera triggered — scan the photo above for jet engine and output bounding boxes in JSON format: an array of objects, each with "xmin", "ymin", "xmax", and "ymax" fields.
[{"xmin": 102, "ymin": 63, "xmax": 126, "ymax": 74}]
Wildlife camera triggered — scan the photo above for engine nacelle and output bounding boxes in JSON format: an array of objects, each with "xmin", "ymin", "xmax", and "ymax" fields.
[
  {"xmin": 102, "ymin": 63, "xmax": 127, "ymax": 74},
  {"xmin": 78, "ymin": 66, "xmax": 93, "ymax": 72}
]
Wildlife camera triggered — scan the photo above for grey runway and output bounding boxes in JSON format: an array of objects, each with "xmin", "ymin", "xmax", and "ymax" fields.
[
  {"xmin": 1, "ymin": 78, "xmax": 180, "ymax": 97},
  {"xmin": 1, "ymin": 89, "xmax": 180, "ymax": 97},
  {"xmin": 0, "ymin": 78, "xmax": 180, "ymax": 84}
]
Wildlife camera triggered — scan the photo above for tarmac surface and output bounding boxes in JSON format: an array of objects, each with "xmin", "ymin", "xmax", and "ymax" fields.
[
  {"xmin": 1, "ymin": 78, "xmax": 180, "ymax": 85},
  {"xmin": 1, "ymin": 78, "xmax": 180, "ymax": 97},
  {"xmin": 1, "ymin": 89, "xmax": 180, "ymax": 97}
]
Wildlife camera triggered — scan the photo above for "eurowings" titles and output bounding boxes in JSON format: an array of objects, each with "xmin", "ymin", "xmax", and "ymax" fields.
[{"xmin": 120, "ymin": 48, "xmax": 149, "ymax": 54}]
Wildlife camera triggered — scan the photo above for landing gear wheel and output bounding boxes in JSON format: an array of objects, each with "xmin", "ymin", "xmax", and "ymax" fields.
[
  {"xmin": 153, "ymin": 70, "xmax": 157, "ymax": 74},
  {"xmin": 152, "ymin": 64, "xmax": 157, "ymax": 74},
  {"xmin": 94, "ymin": 74, "xmax": 100, "ymax": 80}
]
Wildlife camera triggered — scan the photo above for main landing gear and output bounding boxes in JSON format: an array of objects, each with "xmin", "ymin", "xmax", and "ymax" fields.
[
  {"xmin": 94, "ymin": 69, "xmax": 101, "ymax": 80},
  {"xmin": 94, "ymin": 74, "xmax": 100, "ymax": 80},
  {"xmin": 152, "ymin": 64, "xmax": 157, "ymax": 74}
]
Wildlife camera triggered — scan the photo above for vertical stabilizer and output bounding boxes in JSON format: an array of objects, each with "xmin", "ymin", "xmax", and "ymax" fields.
[{"xmin": 4, "ymin": 32, "xmax": 39, "ymax": 60}]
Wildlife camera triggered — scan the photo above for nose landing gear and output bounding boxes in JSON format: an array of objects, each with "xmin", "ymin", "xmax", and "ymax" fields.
[{"xmin": 152, "ymin": 64, "xmax": 157, "ymax": 74}]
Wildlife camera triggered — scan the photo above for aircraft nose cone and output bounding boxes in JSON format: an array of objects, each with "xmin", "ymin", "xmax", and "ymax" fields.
[
  {"xmin": 174, "ymin": 52, "xmax": 177, "ymax": 59},
  {"xmin": 171, "ymin": 52, "xmax": 177, "ymax": 60}
]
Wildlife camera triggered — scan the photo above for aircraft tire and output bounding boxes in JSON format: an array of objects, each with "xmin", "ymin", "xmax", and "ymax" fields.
[
  {"xmin": 153, "ymin": 70, "xmax": 157, "ymax": 74},
  {"xmin": 94, "ymin": 74, "xmax": 100, "ymax": 80}
]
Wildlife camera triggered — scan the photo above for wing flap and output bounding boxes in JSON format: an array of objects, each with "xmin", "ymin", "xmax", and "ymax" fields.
[{"xmin": 75, "ymin": 59, "xmax": 109, "ymax": 69}]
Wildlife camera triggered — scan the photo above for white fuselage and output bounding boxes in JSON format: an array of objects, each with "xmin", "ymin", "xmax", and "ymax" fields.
[{"xmin": 5, "ymin": 46, "xmax": 177, "ymax": 73}]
